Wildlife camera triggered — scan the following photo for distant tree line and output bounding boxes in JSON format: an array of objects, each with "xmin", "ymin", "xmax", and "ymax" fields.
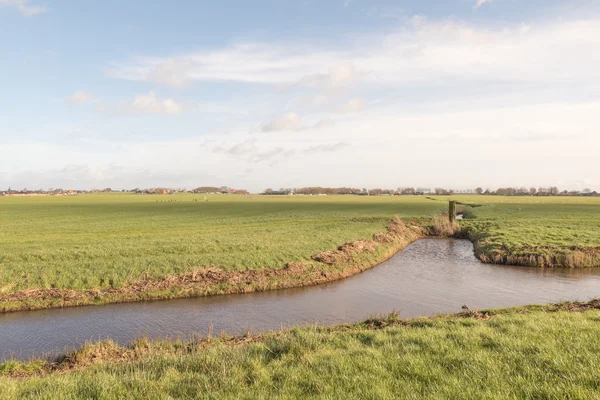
[
  {"xmin": 294, "ymin": 187, "xmax": 362, "ymax": 195},
  {"xmin": 191, "ymin": 186, "xmax": 230, "ymax": 194},
  {"xmin": 258, "ymin": 186, "xmax": 599, "ymax": 197},
  {"xmin": 191, "ymin": 186, "xmax": 249, "ymax": 195},
  {"xmin": 263, "ymin": 187, "xmax": 439, "ymax": 196},
  {"xmin": 2, "ymin": 185, "xmax": 597, "ymax": 197},
  {"xmin": 474, "ymin": 187, "xmax": 598, "ymax": 197}
]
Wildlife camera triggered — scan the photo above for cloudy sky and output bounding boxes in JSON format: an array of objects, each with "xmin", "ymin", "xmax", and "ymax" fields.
[{"xmin": 2, "ymin": 0, "xmax": 600, "ymax": 191}]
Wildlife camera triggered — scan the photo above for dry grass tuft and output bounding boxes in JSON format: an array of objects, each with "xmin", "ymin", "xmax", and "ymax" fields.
[
  {"xmin": 58, "ymin": 340, "xmax": 132, "ymax": 369},
  {"xmin": 431, "ymin": 215, "xmax": 460, "ymax": 237}
]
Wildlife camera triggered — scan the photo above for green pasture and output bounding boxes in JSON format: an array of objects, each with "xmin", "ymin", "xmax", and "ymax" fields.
[
  {"xmin": 450, "ymin": 195, "xmax": 600, "ymax": 256},
  {"xmin": 0, "ymin": 194, "xmax": 442, "ymax": 292},
  {"xmin": 1, "ymin": 193, "xmax": 599, "ymax": 294}
]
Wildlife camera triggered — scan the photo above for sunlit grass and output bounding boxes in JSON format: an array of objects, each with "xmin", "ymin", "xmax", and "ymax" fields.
[
  {"xmin": 451, "ymin": 195, "xmax": 600, "ymax": 261},
  {"xmin": 2, "ymin": 304, "xmax": 600, "ymax": 399},
  {"xmin": 0, "ymin": 194, "xmax": 443, "ymax": 292},
  {"xmin": 1, "ymin": 194, "xmax": 599, "ymax": 295}
]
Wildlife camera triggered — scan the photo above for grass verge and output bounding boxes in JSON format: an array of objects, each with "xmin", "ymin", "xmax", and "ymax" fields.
[{"xmin": 2, "ymin": 299, "xmax": 600, "ymax": 399}]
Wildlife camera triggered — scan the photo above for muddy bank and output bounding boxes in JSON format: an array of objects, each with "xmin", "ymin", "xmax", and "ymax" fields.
[
  {"xmin": 3, "ymin": 238, "xmax": 600, "ymax": 363},
  {"xmin": 474, "ymin": 243, "xmax": 600, "ymax": 268},
  {"xmin": 3, "ymin": 298, "xmax": 600, "ymax": 379},
  {"xmin": 464, "ymin": 230, "xmax": 600, "ymax": 268},
  {"xmin": 0, "ymin": 217, "xmax": 425, "ymax": 313},
  {"xmin": 2, "ymin": 213, "xmax": 596, "ymax": 314}
]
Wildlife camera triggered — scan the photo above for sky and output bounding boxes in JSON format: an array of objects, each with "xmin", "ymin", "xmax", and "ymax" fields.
[{"xmin": 1, "ymin": 0, "xmax": 600, "ymax": 191}]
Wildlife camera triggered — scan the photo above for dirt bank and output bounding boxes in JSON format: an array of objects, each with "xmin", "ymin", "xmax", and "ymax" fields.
[
  {"xmin": 467, "ymin": 236, "xmax": 600, "ymax": 268},
  {"xmin": 3, "ymin": 298, "xmax": 600, "ymax": 379},
  {"xmin": 0, "ymin": 217, "xmax": 426, "ymax": 313},
  {"xmin": 3, "ymin": 213, "xmax": 595, "ymax": 314}
]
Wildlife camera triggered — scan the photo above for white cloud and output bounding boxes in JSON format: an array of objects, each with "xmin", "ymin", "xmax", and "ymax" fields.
[
  {"xmin": 474, "ymin": 0, "xmax": 493, "ymax": 8},
  {"xmin": 118, "ymin": 91, "xmax": 183, "ymax": 115},
  {"xmin": 5, "ymin": 14, "xmax": 600, "ymax": 191},
  {"xmin": 219, "ymin": 139, "xmax": 257, "ymax": 155},
  {"xmin": 94, "ymin": 103, "xmax": 108, "ymax": 113},
  {"xmin": 109, "ymin": 18, "xmax": 600, "ymax": 91},
  {"xmin": 3, "ymin": 101, "xmax": 600, "ymax": 191},
  {"xmin": 260, "ymin": 115, "xmax": 336, "ymax": 133},
  {"xmin": 0, "ymin": 0, "xmax": 47, "ymax": 16},
  {"xmin": 304, "ymin": 142, "xmax": 350, "ymax": 153},
  {"xmin": 311, "ymin": 119, "xmax": 336, "ymax": 129},
  {"xmin": 65, "ymin": 91, "xmax": 95, "ymax": 105},
  {"xmin": 337, "ymin": 98, "xmax": 365, "ymax": 113},
  {"xmin": 261, "ymin": 113, "xmax": 303, "ymax": 132},
  {"xmin": 310, "ymin": 94, "xmax": 330, "ymax": 106},
  {"xmin": 250, "ymin": 147, "xmax": 295, "ymax": 163},
  {"xmin": 109, "ymin": 44, "xmax": 343, "ymax": 86},
  {"xmin": 213, "ymin": 138, "xmax": 294, "ymax": 164},
  {"xmin": 299, "ymin": 64, "xmax": 360, "ymax": 106},
  {"xmin": 150, "ymin": 59, "xmax": 193, "ymax": 89},
  {"xmin": 2, "ymin": 163, "xmax": 214, "ymax": 190},
  {"xmin": 298, "ymin": 64, "xmax": 360, "ymax": 89}
]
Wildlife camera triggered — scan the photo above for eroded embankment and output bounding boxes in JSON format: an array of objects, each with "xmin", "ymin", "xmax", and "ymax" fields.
[
  {"xmin": 474, "ymin": 243, "xmax": 600, "ymax": 268},
  {"xmin": 462, "ymin": 227, "xmax": 600, "ymax": 268},
  {"xmin": 0, "ymin": 217, "xmax": 429, "ymax": 314},
  {"xmin": 2, "ymin": 298, "xmax": 600, "ymax": 379},
  {"xmin": 3, "ymin": 211, "xmax": 594, "ymax": 313}
]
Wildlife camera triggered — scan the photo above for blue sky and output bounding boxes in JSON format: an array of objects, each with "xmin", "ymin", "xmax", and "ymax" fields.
[{"xmin": 1, "ymin": 0, "xmax": 600, "ymax": 191}]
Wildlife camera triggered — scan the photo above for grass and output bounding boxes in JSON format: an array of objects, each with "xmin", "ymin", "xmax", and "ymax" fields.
[
  {"xmin": 0, "ymin": 194, "xmax": 441, "ymax": 311},
  {"xmin": 2, "ymin": 194, "xmax": 600, "ymax": 397},
  {"xmin": 2, "ymin": 300, "xmax": 600, "ymax": 399},
  {"xmin": 1, "ymin": 194, "xmax": 599, "ymax": 312},
  {"xmin": 449, "ymin": 196, "xmax": 600, "ymax": 267},
  {"xmin": 0, "ymin": 194, "xmax": 440, "ymax": 291}
]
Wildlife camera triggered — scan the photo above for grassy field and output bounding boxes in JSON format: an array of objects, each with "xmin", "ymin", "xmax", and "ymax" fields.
[
  {"xmin": 2, "ymin": 300, "xmax": 600, "ymax": 399},
  {"xmin": 449, "ymin": 196, "xmax": 600, "ymax": 267},
  {"xmin": 2, "ymin": 194, "xmax": 600, "ymax": 397},
  {"xmin": 0, "ymin": 194, "xmax": 442, "ymax": 311},
  {"xmin": 0, "ymin": 194, "xmax": 443, "ymax": 291},
  {"xmin": 1, "ymin": 193, "xmax": 599, "ymax": 312}
]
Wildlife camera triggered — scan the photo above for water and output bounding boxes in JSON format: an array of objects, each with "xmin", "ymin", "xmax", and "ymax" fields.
[{"xmin": 2, "ymin": 239, "xmax": 600, "ymax": 361}]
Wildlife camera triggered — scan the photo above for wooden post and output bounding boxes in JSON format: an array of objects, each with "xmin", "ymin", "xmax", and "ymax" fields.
[{"xmin": 449, "ymin": 201, "xmax": 456, "ymax": 223}]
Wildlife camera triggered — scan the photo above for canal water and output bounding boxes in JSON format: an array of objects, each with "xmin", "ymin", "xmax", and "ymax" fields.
[{"xmin": 2, "ymin": 239, "xmax": 600, "ymax": 361}]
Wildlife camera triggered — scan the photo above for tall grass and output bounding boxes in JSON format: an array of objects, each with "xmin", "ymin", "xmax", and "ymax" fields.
[{"xmin": 431, "ymin": 214, "xmax": 460, "ymax": 236}]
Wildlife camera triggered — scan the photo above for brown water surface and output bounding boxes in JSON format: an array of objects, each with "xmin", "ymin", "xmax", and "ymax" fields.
[{"xmin": 2, "ymin": 239, "xmax": 600, "ymax": 361}]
